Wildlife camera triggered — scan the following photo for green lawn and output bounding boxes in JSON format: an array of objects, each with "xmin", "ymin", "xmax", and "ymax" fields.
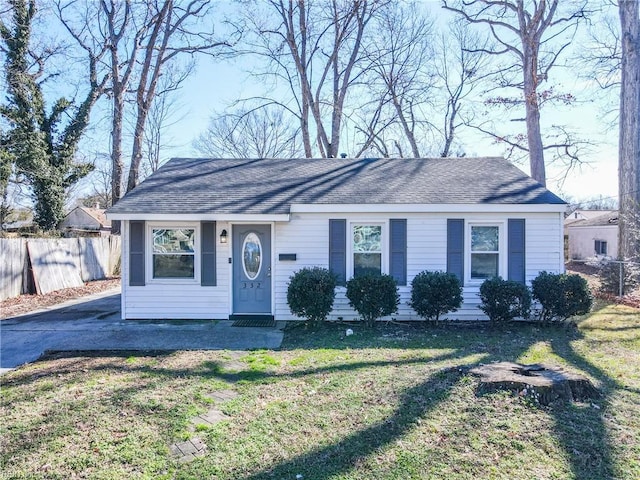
[{"xmin": 1, "ymin": 302, "xmax": 639, "ymax": 479}]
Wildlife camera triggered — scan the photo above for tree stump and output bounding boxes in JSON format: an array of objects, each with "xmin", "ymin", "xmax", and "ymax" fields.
[{"xmin": 469, "ymin": 362, "xmax": 600, "ymax": 406}]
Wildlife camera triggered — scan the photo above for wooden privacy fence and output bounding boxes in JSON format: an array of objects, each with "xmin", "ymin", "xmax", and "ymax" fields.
[{"xmin": 0, "ymin": 236, "xmax": 121, "ymax": 301}]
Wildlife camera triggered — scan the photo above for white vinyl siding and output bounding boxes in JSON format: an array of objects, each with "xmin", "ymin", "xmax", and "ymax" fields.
[
  {"xmin": 273, "ymin": 212, "xmax": 563, "ymax": 322},
  {"xmin": 526, "ymin": 214, "xmax": 564, "ymax": 282},
  {"xmin": 121, "ymin": 220, "xmax": 230, "ymax": 319},
  {"xmin": 121, "ymin": 211, "xmax": 564, "ymax": 321}
]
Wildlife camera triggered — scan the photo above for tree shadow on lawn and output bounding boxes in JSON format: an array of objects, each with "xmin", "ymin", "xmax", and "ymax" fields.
[
  {"xmin": 1, "ymin": 322, "xmax": 624, "ymax": 479},
  {"xmin": 238, "ymin": 323, "xmax": 619, "ymax": 480},
  {"xmin": 246, "ymin": 363, "xmax": 471, "ymax": 479},
  {"xmin": 548, "ymin": 334, "xmax": 638, "ymax": 476}
]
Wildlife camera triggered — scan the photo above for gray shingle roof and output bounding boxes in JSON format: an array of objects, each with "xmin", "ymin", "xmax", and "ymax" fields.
[
  {"xmin": 107, "ymin": 157, "xmax": 566, "ymax": 215},
  {"xmin": 567, "ymin": 212, "xmax": 618, "ymax": 228}
]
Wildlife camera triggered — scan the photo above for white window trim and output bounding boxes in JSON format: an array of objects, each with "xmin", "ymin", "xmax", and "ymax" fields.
[
  {"xmin": 465, "ymin": 221, "xmax": 507, "ymax": 284},
  {"xmin": 347, "ymin": 221, "xmax": 388, "ymax": 280},
  {"xmin": 146, "ymin": 221, "xmax": 200, "ymax": 284}
]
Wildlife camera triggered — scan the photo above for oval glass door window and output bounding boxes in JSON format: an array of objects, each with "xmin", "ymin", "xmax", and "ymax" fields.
[{"xmin": 242, "ymin": 232, "xmax": 262, "ymax": 280}]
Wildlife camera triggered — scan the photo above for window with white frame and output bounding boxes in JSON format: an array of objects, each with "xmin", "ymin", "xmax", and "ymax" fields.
[
  {"xmin": 151, "ymin": 228, "xmax": 196, "ymax": 279},
  {"xmin": 470, "ymin": 225, "xmax": 500, "ymax": 280},
  {"xmin": 595, "ymin": 239, "xmax": 607, "ymax": 255},
  {"xmin": 352, "ymin": 224, "xmax": 382, "ymax": 277}
]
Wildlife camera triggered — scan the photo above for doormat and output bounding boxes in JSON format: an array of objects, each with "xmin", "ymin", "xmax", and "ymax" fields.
[{"xmin": 230, "ymin": 315, "xmax": 276, "ymax": 327}]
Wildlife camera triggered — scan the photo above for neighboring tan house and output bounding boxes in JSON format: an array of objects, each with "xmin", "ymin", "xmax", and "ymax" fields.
[
  {"xmin": 567, "ymin": 212, "xmax": 618, "ymax": 260},
  {"xmin": 59, "ymin": 206, "xmax": 112, "ymax": 236},
  {"xmin": 107, "ymin": 157, "xmax": 567, "ymax": 322}
]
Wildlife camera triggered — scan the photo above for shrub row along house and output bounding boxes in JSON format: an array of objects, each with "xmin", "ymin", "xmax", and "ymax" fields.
[{"xmin": 106, "ymin": 157, "xmax": 566, "ymax": 321}]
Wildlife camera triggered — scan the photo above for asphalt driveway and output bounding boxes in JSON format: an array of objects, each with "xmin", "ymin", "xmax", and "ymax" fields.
[{"xmin": 0, "ymin": 289, "xmax": 284, "ymax": 374}]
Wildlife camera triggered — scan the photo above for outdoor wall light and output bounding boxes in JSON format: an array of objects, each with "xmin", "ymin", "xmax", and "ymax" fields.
[{"xmin": 220, "ymin": 229, "xmax": 228, "ymax": 244}]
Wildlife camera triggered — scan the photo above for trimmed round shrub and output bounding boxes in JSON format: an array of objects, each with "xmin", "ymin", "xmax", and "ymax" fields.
[
  {"xmin": 531, "ymin": 271, "xmax": 592, "ymax": 322},
  {"xmin": 346, "ymin": 274, "xmax": 399, "ymax": 327},
  {"xmin": 410, "ymin": 270, "xmax": 463, "ymax": 323},
  {"xmin": 287, "ymin": 267, "xmax": 337, "ymax": 324},
  {"xmin": 478, "ymin": 276, "xmax": 531, "ymax": 324}
]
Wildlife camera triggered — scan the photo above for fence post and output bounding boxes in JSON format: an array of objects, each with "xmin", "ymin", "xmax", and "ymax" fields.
[{"xmin": 619, "ymin": 261, "xmax": 624, "ymax": 297}]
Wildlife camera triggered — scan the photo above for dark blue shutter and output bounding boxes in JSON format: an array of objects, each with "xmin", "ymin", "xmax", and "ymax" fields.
[
  {"xmin": 447, "ymin": 219, "xmax": 464, "ymax": 282},
  {"xmin": 389, "ymin": 219, "xmax": 407, "ymax": 285},
  {"xmin": 201, "ymin": 221, "xmax": 217, "ymax": 286},
  {"xmin": 129, "ymin": 220, "xmax": 145, "ymax": 286},
  {"xmin": 329, "ymin": 219, "xmax": 346, "ymax": 286},
  {"xmin": 508, "ymin": 219, "xmax": 526, "ymax": 284}
]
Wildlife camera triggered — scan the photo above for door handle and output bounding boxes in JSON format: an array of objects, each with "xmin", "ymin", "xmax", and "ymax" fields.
[{"xmin": 267, "ymin": 266, "xmax": 271, "ymax": 277}]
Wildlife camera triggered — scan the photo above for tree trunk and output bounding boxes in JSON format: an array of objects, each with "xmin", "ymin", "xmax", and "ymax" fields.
[
  {"xmin": 296, "ymin": 1, "xmax": 312, "ymax": 158},
  {"xmin": 125, "ymin": 0, "xmax": 169, "ymax": 192},
  {"xmin": 127, "ymin": 111, "xmax": 147, "ymax": 192},
  {"xmin": 441, "ymin": 98, "xmax": 457, "ymax": 157},
  {"xmin": 619, "ymin": 0, "xmax": 640, "ymax": 262},
  {"xmin": 110, "ymin": 95, "xmax": 124, "ymax": 204},
  {"xmin": 392, "ymin": 93, "xmax": 420, "ymax": 158},
  {"xmin": 301, "ymin": 97, "xmax": 313, "ymax": 158},
  {"xmin": 523, "ymin": 47, "xmax": 546, "ymax": 186},
  {"xmin": 103, "ymin": 0, "xmax": 134, "ymax": 236},
  {"xmin": 442, "ymin": 0, "xmax": 584, "ymax": 185},
  {"xmin": 32, "ymin": 177, "xmax": 65, "ymax": 231},
  {"xmin": 108, "ymin": 58, "xmax": 125, "ymax": 234}
]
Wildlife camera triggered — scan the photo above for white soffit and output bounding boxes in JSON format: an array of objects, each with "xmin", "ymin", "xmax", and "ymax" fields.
[{"xmin": 289, "ymin": 203, "xmax": 567, "ymax": 214}]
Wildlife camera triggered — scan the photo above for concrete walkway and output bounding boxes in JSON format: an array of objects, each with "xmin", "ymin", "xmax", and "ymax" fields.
[{"xmin": 0, "ymin": 289, "xmax": 284, "ymax": 375}]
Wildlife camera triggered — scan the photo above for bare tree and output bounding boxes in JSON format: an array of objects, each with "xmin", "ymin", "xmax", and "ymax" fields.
[
  {"xmin": 99, "ymin": 0, "xmax": 150, "ymax": 210},
  {"xmin": 57, "ymin": 0, "xmax": 237, "ymax": 215},
  {"xmin": 243, "ymin": 0, "xmax": 389, "ymax": 158},
  {"xmin": 585, "ymin": 7, "xmax": 622, "ymax": 91},
  {"xmin": 348, "ymin": 94, "xmax": 403, "ymax": 158},
  {"xmin": 618, "ymin": 0, "xmax": 640, "ymax": 262},
  {"xmin": 54, "ymin": 0, "xmax": 149, "ymax": 234},
  {"xmin": 578, "ymin": 195, "xmax": 618, "ymax": 211},
  {"xmin": 125, "ymin": 1, "xmax": 236, "ymax": 193},
  {"xmin": 435, "ymin": 20, "xmax": 492, "ymax": 157},
  {"xmin": 141, "ymin": 67, "xmax": 187, "ymax": 176},
  {"xmin": 355, "ymin": 10, "xmax": 491, "ymax": 159},
  {"xmin": 194, "ymin": 106, "xmax": 302, "ymax": 158},
  {"xmin": 362, "ymin": 1, "xmax": 434, "ymax": 158},
  {"xmin": 56, "ymin": 0, "xmax": 135, "ymax": 208},
  {"xmin": 443, "ymin": 0, "xmax": 588, "ymax": 186},
  {"xmin": 80, "ymin": 157, "xmax": 113, "ymax": 209},
  {"xmin": 574, "ymin": 3, "xmax": 621, "ymax": 132}
]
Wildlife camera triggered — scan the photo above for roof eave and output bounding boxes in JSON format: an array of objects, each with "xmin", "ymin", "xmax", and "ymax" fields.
[
  {"xmin": 106, "ymin": 212, "xmax": 291, "ymax": 222},
  {"xmin": 107, "ymin": 203, "xmax": 567, "ymax": 220},
  {"xmin": 290, "ymin": 203, "xmax": 568, "ymax": 213}
]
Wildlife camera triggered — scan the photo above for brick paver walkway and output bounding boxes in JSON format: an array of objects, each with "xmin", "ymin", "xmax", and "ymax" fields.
[{"xmin": 170, "ymin": 438, "xmax": 208, "ymax": 463}]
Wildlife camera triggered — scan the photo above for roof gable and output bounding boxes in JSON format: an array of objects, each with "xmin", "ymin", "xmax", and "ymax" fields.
[
  {"xmin": 61, "ymin": 207, "xmax": 110, "ymax": 228},
  {"xmin": 108, "ymin": 157, "xmax": 566, "ymax": 216}
]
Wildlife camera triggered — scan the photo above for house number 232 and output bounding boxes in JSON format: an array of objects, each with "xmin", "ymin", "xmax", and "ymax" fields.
[{"xmin": 242, "ymin": 282, "xmax": 261, "ymax": 289}]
